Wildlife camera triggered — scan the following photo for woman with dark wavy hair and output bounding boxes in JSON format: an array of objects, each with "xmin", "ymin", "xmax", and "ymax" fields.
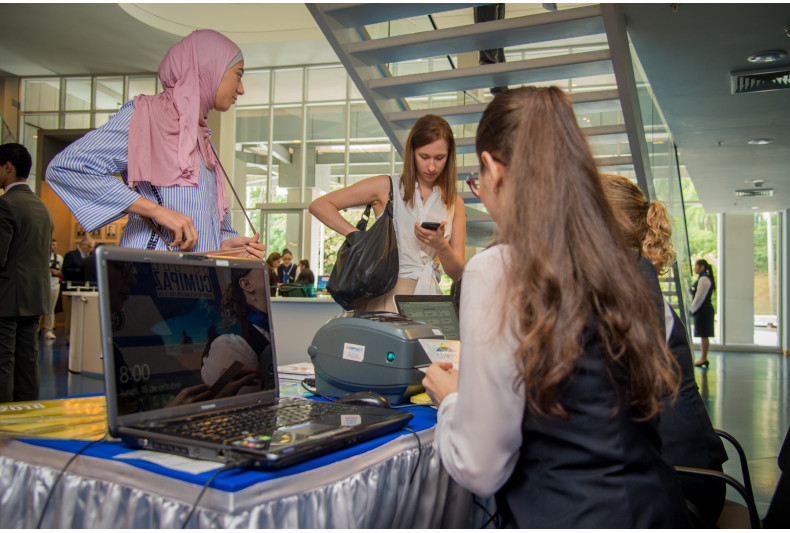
[{"xmin": 422, "ymin": 87, "xmax": 689, "ymax": 528}]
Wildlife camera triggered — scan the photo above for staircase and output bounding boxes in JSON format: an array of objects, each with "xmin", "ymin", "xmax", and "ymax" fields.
[{"xmin": 307, "ymin": 2, "xmax": 688, "ymax": 322}]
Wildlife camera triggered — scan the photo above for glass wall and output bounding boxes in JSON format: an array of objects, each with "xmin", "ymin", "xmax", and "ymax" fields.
[
  {"xmin": 19, "ymin": 74, "xmax": 161, "ymax": 185},
  {"xmin": 232, "ymin": 63, "xmax": 392, "ymax": 270}
]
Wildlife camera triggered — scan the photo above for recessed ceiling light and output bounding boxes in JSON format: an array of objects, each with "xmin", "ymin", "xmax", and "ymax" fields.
[
  {"xmin": 752, "ymin": 206, "xmax": 760, "ymax": 210},
  {"xmin": 747, "ymin": 50, "xmax": 786, "ymax": 63},
  {"xmin": 748, "ymin": 138, "xmax": 773, "ymax": 145}
]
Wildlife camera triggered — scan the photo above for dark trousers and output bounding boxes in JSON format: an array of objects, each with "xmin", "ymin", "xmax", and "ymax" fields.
[{"xmin": 0, "ymin": 315, "xmax": 40, "ymax": 402}]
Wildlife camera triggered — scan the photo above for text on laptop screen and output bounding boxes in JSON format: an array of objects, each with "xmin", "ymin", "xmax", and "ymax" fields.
[
  {"xmin": 396, "ymin": 300, "xmax": 459, "ymax": 341},
  {"xmin": 105, "ymin": 260, "xmax": 276, "ymax": 415}
]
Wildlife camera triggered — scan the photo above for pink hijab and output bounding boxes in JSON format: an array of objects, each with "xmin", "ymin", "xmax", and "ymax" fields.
[{"xmin": 127, "ymin": 30, "xmax": 242, "ymax": 217}]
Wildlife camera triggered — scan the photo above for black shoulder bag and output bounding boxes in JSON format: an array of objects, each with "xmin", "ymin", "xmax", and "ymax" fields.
[{"xmin": 326, "ymin": 178, "xmax": 399, "ymax": 310}]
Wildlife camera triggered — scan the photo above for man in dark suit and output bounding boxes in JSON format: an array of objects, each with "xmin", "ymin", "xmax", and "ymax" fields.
[
  {"xmin": 62, "ymin": 236, "xmax": 95, "ymax": 283},
  {"xmin": 61, "ymin": 236, "xmax": 94, "ymax": 344},
  {"xmin": 0, "ymin": 143, "xmax": 54, "ymax": 402}
]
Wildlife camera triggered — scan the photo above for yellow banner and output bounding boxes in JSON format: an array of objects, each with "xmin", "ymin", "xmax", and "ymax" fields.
[{"xmin": 0, "ymin": 396, "xmax": 107, "ymax": 440}]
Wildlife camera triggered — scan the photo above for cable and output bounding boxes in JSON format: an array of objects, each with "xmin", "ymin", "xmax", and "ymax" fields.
[
  {"xmin": 36, "ymin": 433, "xmax": 109, "ymax": 528},
  {"xmin": 400, "ymin": 427, "xmax": 422, "ymax": 486},
  {"xmin": 299, "ymin": 378, "xmax": 337, "ymax": 403},
  {"xmin": 180, "ymin": 458, "xmax": 253, "ymax": 528}
]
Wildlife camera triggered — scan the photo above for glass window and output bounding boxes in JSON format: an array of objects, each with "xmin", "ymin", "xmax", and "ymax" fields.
[
  {"xmin": 754, "ymin": 212, "xmax": 779, "ymax": 347},
  {"xmin": 263, "ymin": 212, "xmax": 302, "ymax": 259},
  {"xmin": 307, "ymin": 104, "xmax": 346, "ymax": 141},
  {"xmin": 272, "ymin": 106, "xmax": 302, "ymax": 143},
  {"xmin": 236, "ymin": 107, "xmax": 270, "ymax": 144},
  {"xmin": 22, "ymin": 79, "xmax": 60, "ymax": 112},
  {"xmin": 64, "ymin": 78, "xmax": 91, "ymax": 111},
  {"xmin": 350, "ymin": 102, "xmax": 385, "ymax": 140},
  {"xmin": 94, "ymin": 113, "xmax": 112, "ymax": 128},
  {"xmin": 273, "ymin": 68, "xmax": 303, "ymax": 104},
  {"xmin": 241, "ymin": 71, "xmax": 270, "ymax": 105},
  {"xmin": 128, "ymin": 76, "xmax": 156, "ymax": 99},
  {"xmin": 307, "ymin": 66, "xmax": 347, "ymax": 101},
  {"xmin": 64, "ymin": 113, "xmax": 91, "ymax": 129},
  {"xmin": 95, "ymin": 77, "xmax": 124, "ymax": 110}
]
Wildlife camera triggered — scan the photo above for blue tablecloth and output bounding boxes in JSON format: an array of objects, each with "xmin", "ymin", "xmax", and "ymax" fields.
[{"xmin": 18, "ymin": 403, "xmax": 438, "ymax": 492}]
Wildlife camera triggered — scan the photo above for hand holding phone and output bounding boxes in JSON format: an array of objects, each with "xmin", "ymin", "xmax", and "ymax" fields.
[{"xmin": 420, "ymin": 221, "xmax": 441, "ymax": 231}]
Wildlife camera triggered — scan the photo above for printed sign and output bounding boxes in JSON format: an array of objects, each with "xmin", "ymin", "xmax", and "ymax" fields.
[
  {"xmin": 152, "ymin": 264, "xmax": 214, "ymax": 299},
  {"xmin": 418, "ymin": 339, "xmax": 461, "ymax": 369}
]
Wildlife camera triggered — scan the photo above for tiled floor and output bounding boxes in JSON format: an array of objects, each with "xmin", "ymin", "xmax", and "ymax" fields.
[{"xmin": 36, "ymin": 331, "xmax": 787, "ymax": 517}]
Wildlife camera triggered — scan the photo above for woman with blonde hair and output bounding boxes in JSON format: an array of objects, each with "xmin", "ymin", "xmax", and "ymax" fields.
[
  {"xmin": 309, "ymin": 114, "xmax": 466, "ymax": 311},
  {"xmin": 602, "ymin": 172, "xmax": 727, "ymax": 526},
  {"xmin": 422, "ymin": 87, "xmax": 689, "ymax": 527}
]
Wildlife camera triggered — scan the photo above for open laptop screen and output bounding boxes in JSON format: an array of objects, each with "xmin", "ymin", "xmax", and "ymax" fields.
[
  {"xmin": 394, "ymin": 295, "xmax": 459, "ymax": 341},
  {"xmin": 99, "ymin": 253, "xmax": 276, "ymax": 418}
]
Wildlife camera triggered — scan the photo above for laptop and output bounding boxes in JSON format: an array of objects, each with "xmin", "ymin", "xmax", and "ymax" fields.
[
  {"xmin": 317, "ymin": 274, "xmax": 330, "ymax": 293},
  {"xmin": 394, "ymin": 295, "xmax": 460, "ymax": 341},
  {"xmin": 95, "ymin": 247, "xmax": 412, "ymax": 469}
]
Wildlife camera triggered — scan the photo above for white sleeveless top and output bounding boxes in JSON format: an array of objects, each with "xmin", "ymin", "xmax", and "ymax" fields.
[{"xmin": 389, "ymin": 174, "xmax": 454, "ymax": 294}]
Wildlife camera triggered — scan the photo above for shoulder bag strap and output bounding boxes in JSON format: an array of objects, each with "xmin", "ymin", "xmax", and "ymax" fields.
[{"xmin": 355, "ymin": 176, "xmax": 392, "ymax": 232}]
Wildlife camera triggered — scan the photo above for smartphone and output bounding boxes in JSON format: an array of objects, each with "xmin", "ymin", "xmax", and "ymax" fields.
[{"xmin": 420, "ymin": 221, "xmax": 441, "ymax": 231}]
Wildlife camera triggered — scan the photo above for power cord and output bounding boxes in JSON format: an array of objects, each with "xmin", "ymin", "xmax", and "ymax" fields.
[
  {"xmin": 401, "ymin": 427, "xmax": 422, "ymax": 486},
  {"xmin": 180, "ymin": 458, "xmax": 254, "ymax": 528},
  {"xmin": 473, "ymin": 495, "xmax": 501, "ymax": 528},
  {"xmin": 36, "ymin": 433, "xmax": 109, "ymax": 528}
]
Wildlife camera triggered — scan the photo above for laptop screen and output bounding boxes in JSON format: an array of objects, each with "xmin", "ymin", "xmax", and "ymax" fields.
[
  {"xmin": 317, "ymin": 275, "xmax": 330, "ymax": 290},
  {"xmin": 98, "ymin": 251, "xmax": 277, "ymax": 420},
  {"xmin": 394, "ymin": 295, "xmax": 459, "ymax": 341}
]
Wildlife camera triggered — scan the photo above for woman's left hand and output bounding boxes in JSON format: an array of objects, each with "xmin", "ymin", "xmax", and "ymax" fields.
[
  {"xmin": 413, "ymin": 221, "xmax": 447, "ymax": 250},
  {"xmin": 422, "ymin": 362, "xmax": 458, "ymax": 407},
  {"xmin": 221, "ymin": 232, "xmax": 266, "ymax": 259}
]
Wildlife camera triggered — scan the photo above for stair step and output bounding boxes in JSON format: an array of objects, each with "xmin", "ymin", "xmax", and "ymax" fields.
[
  {"xmin": 315, "ymin": 3, "xmax": 485, "ymax": 28},
  {"xmin": 456, "ymin": 154, "xmax": 633, "ymax": 179},
  {"xmin": 368, "ymin": 49, "xmax": 612, "ymax": 99},
  {"xmin": 389, "ymin": 89, "xmax": 621, "ymax": 126},
  {"xmin": 347, "ymin": 5, "xmax": 604, "ymax": 65},
  {"xmin": 453, "ymin": 124, "xmax": 626, "ymax": 154}
]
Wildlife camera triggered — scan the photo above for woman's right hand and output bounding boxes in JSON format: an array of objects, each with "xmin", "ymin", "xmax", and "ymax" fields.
[{"xmin": 151, "ymin": 205, "xmax": 199, "ymax": 251}]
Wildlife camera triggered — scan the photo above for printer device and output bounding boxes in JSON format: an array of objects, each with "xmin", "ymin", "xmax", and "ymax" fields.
[{"xmin": 307, "ymin": 312, "xmax": 444, "ymax": 404}]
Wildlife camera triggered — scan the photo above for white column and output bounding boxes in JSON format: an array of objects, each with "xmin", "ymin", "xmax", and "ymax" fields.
[{"xmin": 722, "ymin": 214, "xmax": 755, "ymax": 345}]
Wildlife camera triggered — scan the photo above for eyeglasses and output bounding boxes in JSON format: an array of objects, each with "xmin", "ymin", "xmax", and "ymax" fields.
[{"xmin": 465, "ymin": 173, "xmax": 480, "ymax": 199}]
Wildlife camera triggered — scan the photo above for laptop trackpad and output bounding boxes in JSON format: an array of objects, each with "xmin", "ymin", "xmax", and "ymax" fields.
[{"xmin": 230, "ymin": 418, "xmax": 361, "ymax": 451}]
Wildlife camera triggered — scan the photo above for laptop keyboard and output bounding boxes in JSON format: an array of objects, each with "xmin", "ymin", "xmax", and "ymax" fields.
[{"xmin": 159, "ymin": 400, "xmax": 351, "ymax": 443}]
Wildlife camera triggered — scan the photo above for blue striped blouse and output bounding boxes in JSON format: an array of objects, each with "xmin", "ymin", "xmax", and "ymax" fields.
[{"xmin": 46, "ymin": 101, "xmax": 238, "ymax": 252}]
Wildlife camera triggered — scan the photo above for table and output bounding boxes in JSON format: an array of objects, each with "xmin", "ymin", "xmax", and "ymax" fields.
[
  {"xmin": 0, "ymin": 404, "xmax": 488, "ymax": 528},
  {"xmin": 63, "ymin": 290, "xmax": 102, "ymax": 375}
]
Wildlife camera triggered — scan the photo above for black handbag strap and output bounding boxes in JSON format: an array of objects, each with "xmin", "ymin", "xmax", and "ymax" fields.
[{"xmin": 356, "ymin": 176, "xmax": 394, "ymax": 232}]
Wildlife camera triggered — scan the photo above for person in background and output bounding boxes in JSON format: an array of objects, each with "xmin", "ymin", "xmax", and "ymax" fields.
[
  {"xmin": 691, "ymin": 259, "xmax": 716, "ymax": 367},
  {"xmin": 62, "ymin": 236, "xmax": 94, "ymax": 284},
  {"xmin": 61, "ymin": 236, "xmax": 94, "ymax": 344},
  {"xmin": 421, "ymin": 87, "xmax": 689, "ymax": 528},
  {"xmin": 265, "ymin": 252, "xmax": 282, "ymax": 298},
  {"xmin": 309, "ymin": 114, "xmax": 466, "ymax": 312},
  {"xmin": 277, "ymin": 249, "xmax": 299, "ymax": 284},
  {"xmin": 46, "ymin": 30, "xmax": 264, "ymax": 259},
  {"xmin": 295, "ymin": 259, "xmax": 315, "ymax": 286},
  {"xmin": 41, "ymin": 238, "xmax": 63, "ymax": 341},
  {"xmin": 601, "ymin": 172, "xmax": 727, "ymax": 525},
  {"xmin": 0, "ymin": 143, "xmax": 53, "ymax": 402}
]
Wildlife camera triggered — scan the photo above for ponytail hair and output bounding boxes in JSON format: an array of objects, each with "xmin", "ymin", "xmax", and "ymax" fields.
[
  {"xmin": 601, "ymin": 173, "xmax": 675, "ymax": 275},
  {"xmin": 695, "ymin": 259, "xmax": 716, "ymax": 292}
]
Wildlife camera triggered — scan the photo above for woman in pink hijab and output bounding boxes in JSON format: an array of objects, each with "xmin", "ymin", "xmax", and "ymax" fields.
[{"xmin": 47, "ymin": 30, "xmax": 265, "ymax": 256}]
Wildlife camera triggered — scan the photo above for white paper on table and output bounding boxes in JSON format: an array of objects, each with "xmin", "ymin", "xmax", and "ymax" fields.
[
  {"xmin": 418, "ymin": 339, "xmax": 460, "ymax": 369},
  {"xmin": 114, "ymin": 449, "xmax": 223, "ymax": 474}
]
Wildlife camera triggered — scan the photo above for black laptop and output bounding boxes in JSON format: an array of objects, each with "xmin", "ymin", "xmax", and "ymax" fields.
[
  {"xmin": 394, "ymin": 294, "xmax": 460, "ymax": 341},
  {"xmin": 95, "ymin": 247, "xmax": 412, "ymax": 469}
]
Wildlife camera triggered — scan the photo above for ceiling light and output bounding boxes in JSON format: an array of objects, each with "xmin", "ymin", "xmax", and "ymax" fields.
[
  {"xmin": 735, "ymin": 189, "xmax": 774, "ymax": 197},
  {"xmin": 747, "ymin": 50, "xmax": 786, "ymax": 63},
  {"xmin": 752, "ymin": 206, "xmax": 760, "ymax": 210},
  {"xmin": 748, "ymin": 138, "xmax": 773, "ymax": 145}
]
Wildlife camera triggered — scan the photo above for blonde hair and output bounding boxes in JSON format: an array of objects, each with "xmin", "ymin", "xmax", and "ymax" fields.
[{"xmin": 601, "ymin": 173, "xmax": 676, "ymax": 275}]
